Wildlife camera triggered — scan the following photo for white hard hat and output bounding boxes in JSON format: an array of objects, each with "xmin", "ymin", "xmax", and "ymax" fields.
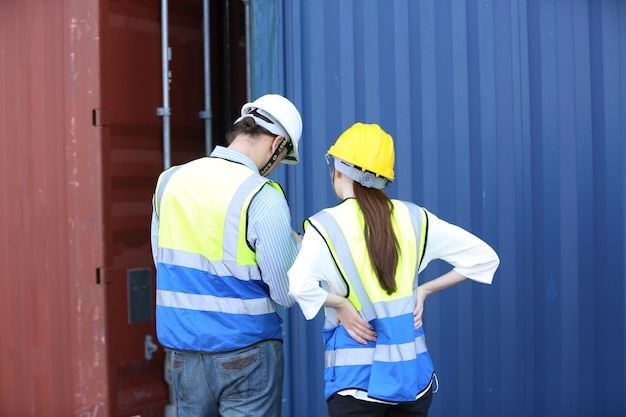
[{"xmin": 238, "ymin": 94, "xmax": 303, "ymax": 164}]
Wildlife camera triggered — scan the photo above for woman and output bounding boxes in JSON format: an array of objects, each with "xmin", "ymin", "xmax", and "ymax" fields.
[{"xmin": 288, "ymin": 122, "xmax": 500, "ymax": 417}]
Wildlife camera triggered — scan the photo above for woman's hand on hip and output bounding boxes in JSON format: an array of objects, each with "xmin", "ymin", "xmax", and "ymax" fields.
[{"xmin": 325, "ymin": 293, "xmax": 377, "ymax": 344}]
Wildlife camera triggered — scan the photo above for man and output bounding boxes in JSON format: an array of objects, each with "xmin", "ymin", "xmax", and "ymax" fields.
[{"xmin": 151, "ymin": 94, "xmax": 303, "ymax": 416}]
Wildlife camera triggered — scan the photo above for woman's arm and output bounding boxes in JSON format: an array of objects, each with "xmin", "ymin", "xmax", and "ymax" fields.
[
  {"xmin": 324, "ymin": 293, "xmax": 377, "ymax": 344},
  {"xmin": 414, "ymin": 209, "xmax": 500, "ymax": 328},
  {"xmin": 419, "ymin": 209, "xmax": 500, "ymax": 283},
  {"xmin": 289, "ymin": 229, "xmax": 376, "ymax": 344},
  {"xmin": 414, "ymin": 270, "xmax": 467, "ymax": 329}
]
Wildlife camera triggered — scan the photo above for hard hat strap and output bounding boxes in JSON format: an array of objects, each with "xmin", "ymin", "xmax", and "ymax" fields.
[
  {"xmin": 259, "ymin": 136, "xmax": 291, "ymax": 176},
  {"xmin": 235, "ymin": 109, "xmax": 289, "ymax": 140}
]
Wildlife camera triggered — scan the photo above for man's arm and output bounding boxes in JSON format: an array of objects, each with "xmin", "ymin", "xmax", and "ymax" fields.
[{"xmin": 248, "ymin": 184, "xmax": 298, "ymax": 307}]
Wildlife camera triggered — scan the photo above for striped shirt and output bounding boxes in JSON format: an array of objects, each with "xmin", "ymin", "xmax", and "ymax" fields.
[{"xmin": 151, "ymin": 146, "xmax": 297, "ymax": 308}]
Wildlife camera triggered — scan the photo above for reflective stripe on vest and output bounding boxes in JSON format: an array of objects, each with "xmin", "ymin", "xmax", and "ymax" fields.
[
  {"xmin": 324, "ymin": 334, "xmax": 428, "ymax": 367},
  {"xmin": 154, "ymin": 164, "xmax": 182, "ymax": 217},
  {"xmin": 157, "ymin": 289, "xmax": 276, "ymax": 314},
  {"xmin": 155, "ymin": 248, "xmax": 261, "ymax": 280},
  {"xmin": 153, "ymin": 157, "xmax": 283, "ymax": 352},
  {"xmin": 307, "ymin": 199, "xmax": 433, "ymax": 402}
]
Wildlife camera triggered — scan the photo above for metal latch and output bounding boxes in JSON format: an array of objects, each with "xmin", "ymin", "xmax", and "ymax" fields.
[{"xmin": 145, "ymin": 335, "xmax": 158, "ymax": 360}]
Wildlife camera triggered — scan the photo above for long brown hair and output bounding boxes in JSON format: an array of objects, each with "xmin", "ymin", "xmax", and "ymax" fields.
[{"xmin": 353, "ymin": 182, "xmax": 400, "ymax": 294}]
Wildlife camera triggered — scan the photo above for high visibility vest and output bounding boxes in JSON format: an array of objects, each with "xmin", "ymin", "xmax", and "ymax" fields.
[
  {"xmin": 305, "ymin": 198, "xmax": 433, "ymax": 402},
  {"xmin": 153, "ymin": 157, "xmax": 284, "ymax": 352}
]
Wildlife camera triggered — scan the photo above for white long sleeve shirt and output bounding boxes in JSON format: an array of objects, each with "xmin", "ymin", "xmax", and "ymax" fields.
[{"xmin": 288, "ymin": 207, "xmax": 499, "ymax": 320}]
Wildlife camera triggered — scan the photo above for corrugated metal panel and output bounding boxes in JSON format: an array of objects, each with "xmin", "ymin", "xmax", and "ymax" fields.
[
  {"xmin": 254, "ymin": 1, "xmax": 626, "ymax": 416},
  {"xmin": 0, "ymin": 0, "xmax": 109, "ymax": 416}
]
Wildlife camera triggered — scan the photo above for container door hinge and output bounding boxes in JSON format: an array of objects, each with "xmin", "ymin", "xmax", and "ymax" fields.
[
  {"xmin": 96, "ymin": 267, "xmax": 113, "ymax": 285},
  {"xmin": 92, "ymin": 108, "xmax": 110, "ymax": 126}
]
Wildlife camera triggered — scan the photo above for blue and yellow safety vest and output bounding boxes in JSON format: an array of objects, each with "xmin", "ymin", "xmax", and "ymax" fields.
[
  {"xmin": 305, "ymin": 198, "xmax": 433, "ymax": 402},
  {"xmin": 153, "ymin": 157, "xmax": 284, "ymax": 352}
]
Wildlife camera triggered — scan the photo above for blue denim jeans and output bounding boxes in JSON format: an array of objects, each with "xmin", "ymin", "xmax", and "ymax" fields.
[{"xmin": 171, "ymin": 340, "xmax": 284, "ymax": 417}]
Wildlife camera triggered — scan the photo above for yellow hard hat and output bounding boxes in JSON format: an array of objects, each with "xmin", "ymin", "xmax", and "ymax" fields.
[{"xmin": 327, "ymin": 123, "xmax": 395, "ymax": 180}]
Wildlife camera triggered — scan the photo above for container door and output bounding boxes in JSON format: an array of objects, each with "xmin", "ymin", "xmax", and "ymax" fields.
[{"xmin": 100, "ymin": 0, "xmax": 246, "ymax": 415}]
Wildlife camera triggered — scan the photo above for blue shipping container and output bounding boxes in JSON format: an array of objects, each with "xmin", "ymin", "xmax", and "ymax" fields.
[{"xmin": 251, "ymin": 1, "xmax": 625, "ymax": 416}]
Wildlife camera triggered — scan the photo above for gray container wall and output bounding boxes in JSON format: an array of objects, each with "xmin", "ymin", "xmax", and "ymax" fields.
[{"xmin": 252, "ymin": 1, "xmax": 625, "ymax": 416}]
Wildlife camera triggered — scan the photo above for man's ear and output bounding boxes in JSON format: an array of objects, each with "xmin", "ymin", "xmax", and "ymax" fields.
[{"xmin": 271, "ymin": 135, "xmax": 284, "ymax": 152}]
